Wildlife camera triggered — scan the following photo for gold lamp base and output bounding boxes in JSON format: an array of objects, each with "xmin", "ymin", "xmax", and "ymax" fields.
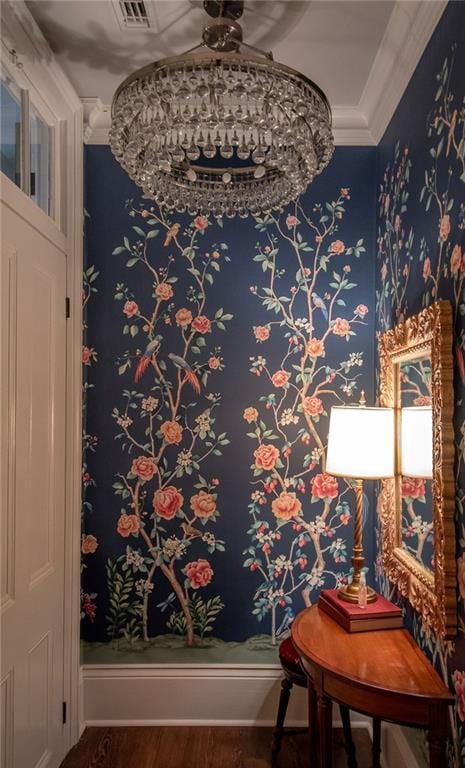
[
  {"xmin": 337, "ymin": 478, "xmax": 378, "ymax": 605},
  {"xmin": 338, "ymin": 583, "xmax": 377, "ymax": 604}
]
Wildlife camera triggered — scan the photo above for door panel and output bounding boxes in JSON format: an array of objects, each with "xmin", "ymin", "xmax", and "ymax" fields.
[{"xmin": 1, "ymin": 200, "xmax": 67, "ymax": 768}]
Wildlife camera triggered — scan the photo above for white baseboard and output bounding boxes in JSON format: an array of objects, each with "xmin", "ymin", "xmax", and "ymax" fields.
[
  {"xmin": 82, "ymin": 665, "xmax": 422, "ymax": 768},
  {"xmin": 83, "ymin": 664, "xmax": 369, "ymax": 728}
]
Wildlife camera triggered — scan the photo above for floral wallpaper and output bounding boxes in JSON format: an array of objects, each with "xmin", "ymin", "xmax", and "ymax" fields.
[
  {"xmin": 81, "ymin": 146, "xmax": 376, "ymax": 663},
  {"xmin": 375, "ymin": 2, "xmax": 465, "ymax": 764}
]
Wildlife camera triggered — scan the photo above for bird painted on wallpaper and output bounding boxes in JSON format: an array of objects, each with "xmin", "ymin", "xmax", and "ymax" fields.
[
  {"xmin": 311, "ymin": 292, "xmax": 328, "ymax": 320},
  {"xmin": 168, "ymin": 353, "xmax": 201, "ymax": 394},
  {"xmin": 134, "ymin": 338, "xmax": 160, "ymax": 383}
]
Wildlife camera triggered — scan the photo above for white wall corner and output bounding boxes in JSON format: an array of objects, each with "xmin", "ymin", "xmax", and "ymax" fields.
[
  {"xmin": 378, "ymin": 722, "xmax": 424, "ymax": 768},
  {"xmin": 359, "ymin": 0, "xmax": 448, "ymax": 145},
  {"xmin": 82, "ymin": 99, "xmax": 112, "ymax": 144}
]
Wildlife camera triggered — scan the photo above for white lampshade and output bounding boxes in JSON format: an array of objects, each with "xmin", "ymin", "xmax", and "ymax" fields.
[
  {"xmin": 400, "ymin": 407, "xmax": 433, "ymax": 479},
  {"xmin": 326, "ymin": 406, "xmax": 395, "ymax": 479}
]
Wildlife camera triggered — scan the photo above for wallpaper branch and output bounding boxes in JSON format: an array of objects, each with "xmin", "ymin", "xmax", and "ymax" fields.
[{"xmin": 243, "ymin": 194, "xmax": 369, "ymax": 643}]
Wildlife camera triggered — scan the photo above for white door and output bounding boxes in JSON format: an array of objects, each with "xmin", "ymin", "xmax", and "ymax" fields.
[{"xmin": 1, "ymin": 200, "xmax": 67, "ymax": 768}]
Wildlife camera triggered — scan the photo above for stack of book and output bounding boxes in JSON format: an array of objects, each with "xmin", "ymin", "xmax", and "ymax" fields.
[{"xmin": 318, "ymin": 589, "xmax": 403, "ymax": 633}]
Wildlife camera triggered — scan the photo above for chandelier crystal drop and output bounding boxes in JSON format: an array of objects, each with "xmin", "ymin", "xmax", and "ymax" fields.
[{"xmin": 109, "ymin": 1, "xmax": 334, "ymax": 218}]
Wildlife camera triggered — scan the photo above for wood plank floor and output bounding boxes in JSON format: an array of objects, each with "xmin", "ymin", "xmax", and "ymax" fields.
[{"xmin": 60, "ymin": 726, "xmax": 373, "ymax": 768}]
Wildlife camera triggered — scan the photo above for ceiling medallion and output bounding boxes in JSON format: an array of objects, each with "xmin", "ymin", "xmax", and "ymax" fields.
[{"xmin": 109, "ymin": 0, "xmax": 334, "ymax": 218}]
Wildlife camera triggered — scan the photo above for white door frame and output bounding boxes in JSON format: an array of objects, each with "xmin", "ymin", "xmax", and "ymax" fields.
[{"xmin": 1, "ymin": 0, "xmax": 83, "ymax": 750}]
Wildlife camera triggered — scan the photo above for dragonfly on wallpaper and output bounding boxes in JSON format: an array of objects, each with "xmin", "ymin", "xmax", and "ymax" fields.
[{"xmin": 156, "ymin": 593, "xmax": 177, "ymax": 613}]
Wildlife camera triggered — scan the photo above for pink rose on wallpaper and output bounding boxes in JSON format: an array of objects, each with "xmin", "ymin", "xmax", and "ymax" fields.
[
  {"xmin": 117, "ymin": 514, "xmax": 140, "ymax": 538},
  {"xmin": 423, "ymin": 257, "xmax": 431, "ymax": 280},
  {"xmin": 155, "ymin": 282, "xmax": 174, "ymax": 301},
  {"xmin": 175, "ymin": 307, "xmax": 193, "ymax": 327},
  {"xmin": 457, "ymin": 555, "xmax": 465, "ymax": 601},
  {"xmin": 413, "ymin": 395, "xmax": 431, "ymax": 407},
  {"xmin": 329, "ymin": 240, "xmax": 345, "ymax": 254},
  {"xmin": 302, "ymin": 396, "xmax": 324, "ymax": 416},
  {"xmin": 81, "ymin": 534, "xmax": 98, "ymax": 554},
  {"xmin": 355, "ymin": 304, "xmax": 368, "ymax": 317},
  {"xmin": 439, "ymin": 214, "xmax": 450, "ymax": 241},
  {"xmin": 193, "ymin": 216, "xmax": 209, "ymax": 231},
  {"xmin": 82, "ymin": 346, "xmax": 96, "ymax": 365},
  {"xmin": 254, "ymin": 325, "xmax": 270, "ymax": 342},
  {"xmin": 131, "ymin": 455, "xmax": 158, "ymax": 481},
  {"xmin": 208, "ymin": 356, "xmax": 220, "ymax": 369},
  {"xmin": 286, "ymin": 215, "xmax": 299, "ymax": 229},
  {"xmin": 153, "ymin": 486, "xmax": 183, "ymax": 520},
  {"xmin": 272, "ymin": 492, "xmax": 302, "ymax": 521},
  {"xmin": 401, "ymin": 477, "xmax": 425, "ymax": 500},
  {"xmin": 123, "ymin": 300, "xmax": 139, "ymax": 317},
  {"xmin": 254, "ymin": 444, "xmax": 280, "ymax": 471},
  {"xmin": 190, "ymin": 490, "xmax": 217, "ymax": 519},
  {"xmin": 243, "ymin": 407, "xmax": 258, "ymax": 423},
  {"xmin": 160, "ymin": 420, "xmax": 183, "ymax": 445},
  {"xmin": 450, "ymin": 244, "xmax": 462, "ymax": 274},
  {"xmin": 454, "ymin": 670, "xmax": 465, "ymax": 722},
  {"xmin": 81, "ymin": 593, "xmax": 97, "ymax": 622},
  {"xmin": 307, "ymin": 338, "xmax": 325, "ymax": 358},
  {"xmin": 311, "ymin": 473, "xmax": 339, "ymax": 501},
  {"xmin": 332, "ymin": 318, "xmax": 350, "ymax": 337},
  {"xmin": 271, "ymin": 370, "xmax": 290, "ymax": 388},
  {"xmin": 192, "ymin": 315, "xmax": 211, "ymax": 334},
  {"xmin": 185, "ymin": 559, "xmax": 213, "ymax": 589}
]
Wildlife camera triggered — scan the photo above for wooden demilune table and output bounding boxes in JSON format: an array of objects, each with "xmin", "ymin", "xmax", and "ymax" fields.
[{"xmin": 291, "ymin": 606, "xmax": 453, "ymax": 768}]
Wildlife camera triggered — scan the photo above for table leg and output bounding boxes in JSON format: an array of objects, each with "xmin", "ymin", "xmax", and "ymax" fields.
[
  {"xmin": 372, "ymin": 718, "xmax": 381, "ymax": 768},
  {"xmin": 317, "ymin": 692, "xmax": 332, "ymax": 768},
  {"xmin": 427, "ymin": 732, "xmax": 447, "ymax": 768},
  {"xmin": 308, "ymin": 678, "xmax": 318, "ymax": 766}
]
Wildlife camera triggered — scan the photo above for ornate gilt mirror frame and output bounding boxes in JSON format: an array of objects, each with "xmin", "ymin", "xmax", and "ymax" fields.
[{"xmin": 378, "ymin": 300, "xmax": 456, "ymax": 638}]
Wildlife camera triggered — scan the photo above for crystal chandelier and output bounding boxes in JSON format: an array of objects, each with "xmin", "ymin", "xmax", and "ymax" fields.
[{"xmin": 109, "ymin": 1, "xmax": 334, "ymax": 218}]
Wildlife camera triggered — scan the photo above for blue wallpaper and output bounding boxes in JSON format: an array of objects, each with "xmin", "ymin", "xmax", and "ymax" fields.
[
  {"xmin": 375, "ymin": 1, "xmax": 465, "ymax": 763},
  {"xmin": 81, "ymin": 146, "xmax": 377, "ymax": 663}
]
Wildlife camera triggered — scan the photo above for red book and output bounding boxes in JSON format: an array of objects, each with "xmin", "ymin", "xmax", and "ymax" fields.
[{"xmin": 318, "ymin": 589, "xmax": 403, "ymax": 633}]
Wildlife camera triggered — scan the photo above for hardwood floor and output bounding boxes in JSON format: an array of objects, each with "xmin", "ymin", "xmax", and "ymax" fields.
[{"xmin": 60, "ymin": 726, "xmax": 373, "ymax": 768}]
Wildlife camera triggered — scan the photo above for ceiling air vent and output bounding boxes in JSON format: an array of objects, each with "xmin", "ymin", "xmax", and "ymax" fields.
[{"xmin": 113, "ymin": 1, "xmax": 151, "ymax": 30}]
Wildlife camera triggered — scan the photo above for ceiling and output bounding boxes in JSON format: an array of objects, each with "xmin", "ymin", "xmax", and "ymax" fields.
[
  {"xmin": 24, "ymin": 0, "xmax": 446, "ymax": 144},
  {"xmin": 27, "ymin": 0, "xmax": 395, "ymax": 105}
]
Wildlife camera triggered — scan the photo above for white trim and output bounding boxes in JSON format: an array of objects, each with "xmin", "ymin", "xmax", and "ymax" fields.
[
  {"xmin": 63, "ymin": 103, "xmax": 84, "ymax": 749},
  {"xmin": 82, "ymin": 664, "xmax": 374, "ymax": 728},
  {"xmin": 359, "ymin": 0, "xmax": 448, "ymax": 145},
  {"xmin": 82, "ymin": 99, "xmax": 377, "ymax": 147},
  {"xmin": 81, "ymin": 1, "xmax": 445, "ymax": 148}
]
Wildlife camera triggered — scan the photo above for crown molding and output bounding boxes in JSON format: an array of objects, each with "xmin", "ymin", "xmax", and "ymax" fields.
[
  {"xmin": 359, "ymin": 0, "xmax": 447, "ymax": 145},
  {"xmin": 82, "ymin": 99, "xmax": 376, "ymax": 147},
  {"xmin": 82, "ymin": 0, "xmax": 446, "ymax": 148}
]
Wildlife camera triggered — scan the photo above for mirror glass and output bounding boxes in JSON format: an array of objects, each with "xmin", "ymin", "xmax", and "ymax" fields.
[{"xmin": 398, "ymin": 357, "xmax": 434, "ymax": 570}]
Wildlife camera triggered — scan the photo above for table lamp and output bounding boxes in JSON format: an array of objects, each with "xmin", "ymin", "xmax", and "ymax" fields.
[
  {"xmin": 400, "ymin": 407, "xmax": 433, "ymax": 479},
  {"xmin": 326, "ymin": 400, "xmax": 395, "ymax": 603}
]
